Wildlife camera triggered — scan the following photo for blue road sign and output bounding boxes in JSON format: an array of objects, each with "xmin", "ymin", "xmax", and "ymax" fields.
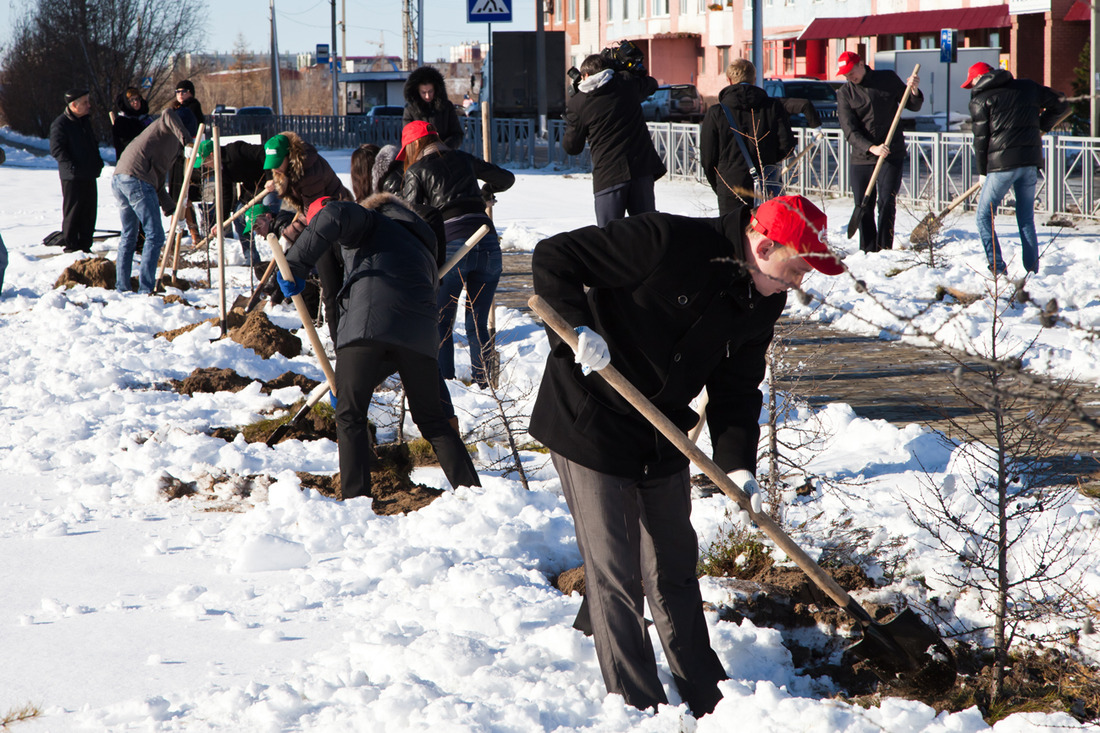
[
  {"xmin": 940, "ymin": 29, "xmax": 957, "ymax": 65},
  {"xmin": 317, "ymin": 43, "xmax": 330, "ymax": 66},
  {"xmin": 468, "ymin": 0, "xmax": 512, "ymax": 23}
]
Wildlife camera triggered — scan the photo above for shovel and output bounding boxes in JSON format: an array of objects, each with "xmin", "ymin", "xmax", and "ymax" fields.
[
  {"xmin": 528, "ymin": 294, "xmax": 956, "ymax": 691},
  {"xmin": 847, "ymin": 64, "xmax": 920, "ymax": 239},
  {"xmin": 909, "ymin": 182, "xmax": 981, "ymax": 245},
  {"xmin": 266, "ymin": 380, "xmax": 331, "ymax": 446}
]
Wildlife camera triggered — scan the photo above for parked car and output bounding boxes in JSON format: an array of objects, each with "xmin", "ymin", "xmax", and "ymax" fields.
[
  {"xmin": 232, "ymin": 105, "xmax": 277, "ymax": 137},
  {"xmin": 358, "ymin": 105, "xmax": 405, "ymax": 140},
  {"xmin": 762, "ymin": 78, "xmax": 839, "ymax": 127},
  {"xmin": 641, "ymin": 84, "xmax": 705, "ymax": 123},
  {"xmin": 212, "ymin": 104, "xmax": 237, "ymax": 115}
]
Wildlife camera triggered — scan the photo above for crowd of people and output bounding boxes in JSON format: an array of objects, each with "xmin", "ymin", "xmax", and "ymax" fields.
[{"xmin": 7, "ymin": 52, "xmax": 1067, "ymax": 718}]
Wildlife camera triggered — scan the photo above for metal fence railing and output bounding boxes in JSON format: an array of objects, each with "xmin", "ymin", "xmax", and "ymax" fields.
[{"xmin": 210, "ymin": 113, "xmax": 1100, "ymax": 220}]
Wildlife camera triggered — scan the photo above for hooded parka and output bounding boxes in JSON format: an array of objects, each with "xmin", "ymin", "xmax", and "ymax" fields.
[{"xmin": 402, "ymin": 66, "xmax": 464, "ymax": 149}]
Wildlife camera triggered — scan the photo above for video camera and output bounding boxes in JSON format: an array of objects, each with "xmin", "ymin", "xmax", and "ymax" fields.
[{"xmin": 567, "ymin": 40, "xmax": 646, "ymax": 95}]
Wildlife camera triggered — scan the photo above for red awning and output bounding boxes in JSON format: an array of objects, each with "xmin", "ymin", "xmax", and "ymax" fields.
[
  {"xmin": 799, "ymin": 4, "xmax": 1010, "ymax": 41},
  {"xmin": 1065, "ymin": 0, "xmax": 1090, "ymax": 21},
  {"xmin": 799, "ymin": 16, "xmax": 865, "ymax": 41}
]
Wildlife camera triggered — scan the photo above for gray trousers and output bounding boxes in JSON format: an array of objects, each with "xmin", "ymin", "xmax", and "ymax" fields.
[{"xmin": 552, "ymin": 452, "xmax": 726, "ymax": 714}]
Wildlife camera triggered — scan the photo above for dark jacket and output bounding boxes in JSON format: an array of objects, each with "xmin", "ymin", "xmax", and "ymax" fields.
[
  {"xmin": 968, "ymin": 69, "xmax": 1068, "ymax": 175},
  {"xmin": 115, "ymin": 109, "xmax": 192, "ymax": 213},
  {"xmin": 700, "ymin": 84, "xmax": 795, "ymax": 200},
  {"xmin": 563, "ymin": 70, "xmax": 666, "ymax": 193},
  {"xmin": 529, "ymin": 209, "xmax": 785, "ymax": 479},
  {"xmin": 168, "ymin": 97, "xmax": 207, "ymax": 204},
  {"xmin": 220, "ymin": 140, "xmax": 271, "ymax": 204},
  {"xmin": 49, "ymin": 108, "xmax": 104, "ymax": 181},
  {"xmin": 403, "ymin": 66, "xmax": 464, "ymax": 149},
  {"xmin": 401, "ymin": 146, "xmax": 514, "ymax": 221},
  {"xmin": 283, "ymin": 196, "xmax": 441, "ymax": 357},
  {"xmin": 837, "ymin": 67, "xmax": 923, "ymax": 165},
  {"xmin": 111, "ymin": 94, "xmax": 152, "ymax": 159}
]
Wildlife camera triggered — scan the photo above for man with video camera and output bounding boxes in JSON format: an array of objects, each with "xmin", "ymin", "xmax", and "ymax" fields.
[{"xmin": 563, "ymin": 41, "xmax": 666, "ymax": 227}]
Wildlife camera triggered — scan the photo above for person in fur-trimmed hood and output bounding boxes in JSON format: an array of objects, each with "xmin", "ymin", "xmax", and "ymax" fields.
[
  {"xmin": 402, "ymin": 65, "xmax": 464, "ymax": 150},
  {"xmin": 277, "ymin": 195, "xmax": 481, "ymax": 502},
  {"xmin": 260, "ymin": 131, "xmax": 353, "ymax": 341},
  {"xmin": 112, "ymin": 87, "xmax": 152, "ymax": 160}
]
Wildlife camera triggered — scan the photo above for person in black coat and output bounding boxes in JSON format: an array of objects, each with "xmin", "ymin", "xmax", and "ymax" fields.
[
  {"xmin": 563, "ymin": 54, "xmax": 666, "ymax": 227},
  {"xmin": 964, "ymin": 62, "xmax": 1068, "ymax": 275},
  {"xmin": 194, "ymin": 139, "xmax": 275, "ymax": 263},
  {"xmin": 277, "ymin": 196, "xmax": 481, "ymax": 501},
  {"xmin": 49, "ymin": 89, "xmax": 105, "ymax": 253},
  {"xmin": 111, "ymin": 87, "xmax": 152, "ymax": 160},
  {"xmin": 168, "ymin": 80, "xmax": 207, "ymax": 242},
  {"xmin": 529, "ymin": 195, "xmax": 845, "ymax": 717},
  {"xmin": 700, "ymin": 58, "xmax": 795, "ymax": 216},
  {"xmin": 836, "ymin": 52, "xmax": 922, "ymax": 253},
  {"xmin": 403, "ymin": 65, "xmax": 464, "ymax": 150},
  {"xmin": 399, "ymin": 121, "xmax": 515, "ymax": 389}
]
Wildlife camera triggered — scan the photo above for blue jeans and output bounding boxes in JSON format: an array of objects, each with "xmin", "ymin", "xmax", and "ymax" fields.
[
  {"xmin": 112, "ymin": 174, "xmax": 165, "ymax": 293},
  {"xmin": 976, "ymin": 166, "xmax": 1039, "ymax": 274},
  {"xmin": 437, "ymin": 233, "xmax": 502, "ymax": 387}
]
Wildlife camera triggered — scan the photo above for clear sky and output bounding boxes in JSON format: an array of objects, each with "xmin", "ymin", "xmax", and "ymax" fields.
[{"xmin": 0, "ymin": 0, "xmax": 537, "ymax": 62}]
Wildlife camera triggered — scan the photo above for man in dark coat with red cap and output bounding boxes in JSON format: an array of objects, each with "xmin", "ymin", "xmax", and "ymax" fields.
[{"xmin": 530, "ymin": 195, "xmax": 845, "ymax": 717}]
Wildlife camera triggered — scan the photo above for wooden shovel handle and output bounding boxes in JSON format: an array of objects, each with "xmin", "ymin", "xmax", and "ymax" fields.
[
  {"xmin": 193, "ymin": 188, "xmax": 271, "ymax": 251},
  {"xmin": 157, "ymin": 123, "xmax": 206, "ymax": 282},
  {"xmin": 861, "ymin": 63, "xmax": 920, "ymax": 200},
  {"xmin": 529, "ymin": 294, "xmax": 860, "ymax": 617},
  {"xmin": 266, "ymin": 233, "xmax": 338, "ymax": 396},
  {"xmin": 439, "ymin": 224, "xmax": 491, "ymax": 280}
]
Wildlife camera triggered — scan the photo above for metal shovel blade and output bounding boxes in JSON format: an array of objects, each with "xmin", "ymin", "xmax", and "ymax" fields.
[
  {"xmin": 847, "ymin": 608, "xmax": 957, "ymax": 693},
  {"xmin": 846, "ymin": 202, "xmax": 867, "ymax": 239}
]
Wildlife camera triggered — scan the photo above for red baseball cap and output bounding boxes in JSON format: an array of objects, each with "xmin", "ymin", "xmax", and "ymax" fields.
[
  {"xmin": 961, "ymin": 62, "xmax": 995, "ymax": 89},
  {"xmin": 750, "ymin": 196, "xmax": 845, "ymax": 276},
  {"xmin": 838, "ymin": 51, "xmax": 862, "ymax": 76},
  {"xmin": 396, "ymin": 120, "xmax": 437, "ymax": 161},
  {"xmin": 306, "ymin": 196, "xmax": 331, "ymax": 223}
]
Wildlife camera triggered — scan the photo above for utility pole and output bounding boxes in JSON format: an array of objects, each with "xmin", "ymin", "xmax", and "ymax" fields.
[
  {"xmin": 331, "ymin": 0, "xmax": 338, "ymax": 115},
  {"xmin": 270, "ymin": 0, "xmax": 282, "ymax": 114},
  {"xmin": 402, "ymin": 0, "xmax": 421, "ymax": 70},
  {"xmin": 1092, "ymin": 1, "xmax": 1098, "ymax": 135},
  {"xmin": 536, "ymin": 0, "xmax": 547, "ymax": 137},
  {"xmin": 752, "ymin": 0, "xmax": 763, "ymax": 87}
]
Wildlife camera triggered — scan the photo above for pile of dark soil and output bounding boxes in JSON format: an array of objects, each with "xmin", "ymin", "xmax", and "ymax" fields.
[
  {"xmin": 296, "ymin": 442, "xmax": 443, "ymax": 515},
  {"xmin": 54, "ymin": 257, "xmax": 115, "ymax": 289},
  {"xmin": 155, "ymin": 307, "xmax": 301, "ymax": 359},
  {"xmin": 171, "ymin": 366, "xmax": 319, "ymax": 397}
]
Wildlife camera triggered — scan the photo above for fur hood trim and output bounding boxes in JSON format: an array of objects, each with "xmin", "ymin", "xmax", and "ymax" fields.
[
  {"xmin": 371, "ymin": 144, "xmax": 399, "ymax": 194},
  {"xmin": 358, "ymin": 191, "xmax": 411, "ymax": 212},
  {"xmin": 404, "ymin": 65, "xmax": 450, "ymax": 107}
]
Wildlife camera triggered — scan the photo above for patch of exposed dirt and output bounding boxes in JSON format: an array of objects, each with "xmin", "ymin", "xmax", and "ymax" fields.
[
  {"xmin": 295, "ymin": 442, "xmax": 444, "ymax": 515},
  {"xmin": 156, "ymin": 307, "xmax": 248, "ymax": 341},
  {"xmin": 174, "ymin": 367, "xmax": 255, "ymax": 396},
  {"xmin": 230, "ymin": 308, "xmax": 301, "ymax": 359},
  {"xmin": 54, "ymin": 257, "xmax": 115, "ymax": 289}
]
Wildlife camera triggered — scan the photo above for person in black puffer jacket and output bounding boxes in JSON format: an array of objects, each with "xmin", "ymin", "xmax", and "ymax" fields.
[
  {"xmin": 398, "ymin": 121, "xmax": 514, "ymax": 389},
  {"xmin": 278, "ymin": 197, "xmax": 481, "ymax": 501},
  {"xmin": 563, "ymin": 53, "xmax": 665, "ymax": 227},
  {"xmin": 49, "ymin": 89, "xmax": 105, "ymax": 253},
  {"xmin": 700, "ymin": 58, "xmax": 795, "ymax": 217},
  {"xmin": 403, "ymin": 65, "xmax": 464, "ymax": 150},
  {"xmin": 964, "ymin": 62, "xmax": 1068, "ymax": 275},
  {"xmin": 836, "ymin": 52, "xmax": 923, "ymax": 252}
]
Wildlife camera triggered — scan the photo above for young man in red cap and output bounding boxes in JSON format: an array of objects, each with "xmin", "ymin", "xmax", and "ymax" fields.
[
  {"xmin": 962, "ymin": 62, "xmax": 1067, "ymax": 275},
  {"xmin": 529, "ymin": 196, "xmax": 843, "ymax": 718},
  {"xmin": 836, "ymin": 51, "xmax": 922, "ymax": 252}
]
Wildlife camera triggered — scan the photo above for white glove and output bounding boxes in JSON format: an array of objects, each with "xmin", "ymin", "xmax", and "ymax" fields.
[
  {"xmin": 277, "ymin": 235, "xmax": 290, "ymax": 252},
  {"xmin": 729, "ymin": 469, "xmax": 764, "ymax": 526},
  {"xmin": 574, "ymin": 326, "xmax": 611, "ymax": 374},
  {"xmin": 979, "ymin": 175, "xmax": 987, "ymax": 185}
]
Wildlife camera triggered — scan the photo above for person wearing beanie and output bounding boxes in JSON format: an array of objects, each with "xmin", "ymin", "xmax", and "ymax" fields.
[
  {"xmin": 194, "ymin": 139, "xmax": 275, "ymax": 265},
  {"xmin": 168, "ymin": 79, "xmax": 206, "ymax": 244},
  {"xmin": 402, "ymin": 65, "xmax": 464, "ymax": 149},
  {"xmin": 529, "ymin": 195, "xmax": 844, "ymax": 718},
  {"xmin": 963, "ymin": 62, "xmax": 1068, "ymax": 275},
  {"xmin": 49, "ymin": 89, "xmax": 104, "ymax": 253},
  {"xmin": 836, "ymin": 51, "xmax": 922, "ymax": 253}
]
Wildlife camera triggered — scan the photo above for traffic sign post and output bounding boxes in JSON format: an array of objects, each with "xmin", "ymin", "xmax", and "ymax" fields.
[
  {"xmin": 940, "ymin": 29, "xmax": 957, "ymax": 130},
  {"xmin": 468, "ymin": 0, "xmax": 512, "ymax": 23}
]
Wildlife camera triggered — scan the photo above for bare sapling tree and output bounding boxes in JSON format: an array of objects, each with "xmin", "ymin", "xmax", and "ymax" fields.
[{"xmin": 900, "ymin": 271, "xmax": 1097, "ymax": 702}]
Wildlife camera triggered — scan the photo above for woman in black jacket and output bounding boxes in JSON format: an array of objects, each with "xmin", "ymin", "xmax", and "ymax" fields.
[
  {"xmin": 402, "ymin": 66, "xmax": 464, "ymax": 150},
  {"xmin": 111, "ymin": 87, "xmax": 152, "ymax": 160},
  {"xmin": 398, "ymin": 121, "xmax": 514, "ymax": 389},
  {"xmin": 279, "ymin": 197, "xmax": 481, "ymax": 501}
]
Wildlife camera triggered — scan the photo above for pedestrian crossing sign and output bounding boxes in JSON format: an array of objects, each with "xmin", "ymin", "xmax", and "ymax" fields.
[{"xmin": 468, "ymin": 0, "xmax": 512, "ymax": 22}]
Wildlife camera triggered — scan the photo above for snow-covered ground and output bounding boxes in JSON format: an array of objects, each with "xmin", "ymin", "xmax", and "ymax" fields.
[{"xmin": 1, "ymin": 131, "xmax": 1098, "ymax": 731}]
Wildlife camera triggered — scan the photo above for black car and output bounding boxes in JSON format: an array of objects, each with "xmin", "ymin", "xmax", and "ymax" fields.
[{"xmin": 762, "ymin": 78, "xmax": 839, "ymax": 127}]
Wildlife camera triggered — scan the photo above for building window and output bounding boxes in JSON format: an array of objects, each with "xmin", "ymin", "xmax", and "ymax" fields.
[
  {"xmin": 624, "ymin": 0, "xmax": 629, "ymax": 19},
  {"xmin": 989, "ymin": 30, "xmax": 1001, "ymax": 50},
  {"xmin": 653, "ymin": 0, "xmax": 669, "ymax": 14},
  {"xmin": 639, "ymin": 0, "xmax": 646, "ymax": 17},
  {"xmin": 570, "ymin": 0, "xmax": 576, "ymax": 21},
  {"xmin": 719, "ymin": 45, "xmax": 730, "ymax": 74},
  {"xmin": 555, "ymin": 0, "xmax": 562, "ymax": 22},
  {"xmin": 584, "ymin": 0, "xmax": 590, "ymax": 21},
  {"xmin": 680, "ymin": 0, "xmax": 688, "ymax": 14},
  {"xmin": 919, "ymin": 35, "xmax": 935, "ymax": 49}
]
